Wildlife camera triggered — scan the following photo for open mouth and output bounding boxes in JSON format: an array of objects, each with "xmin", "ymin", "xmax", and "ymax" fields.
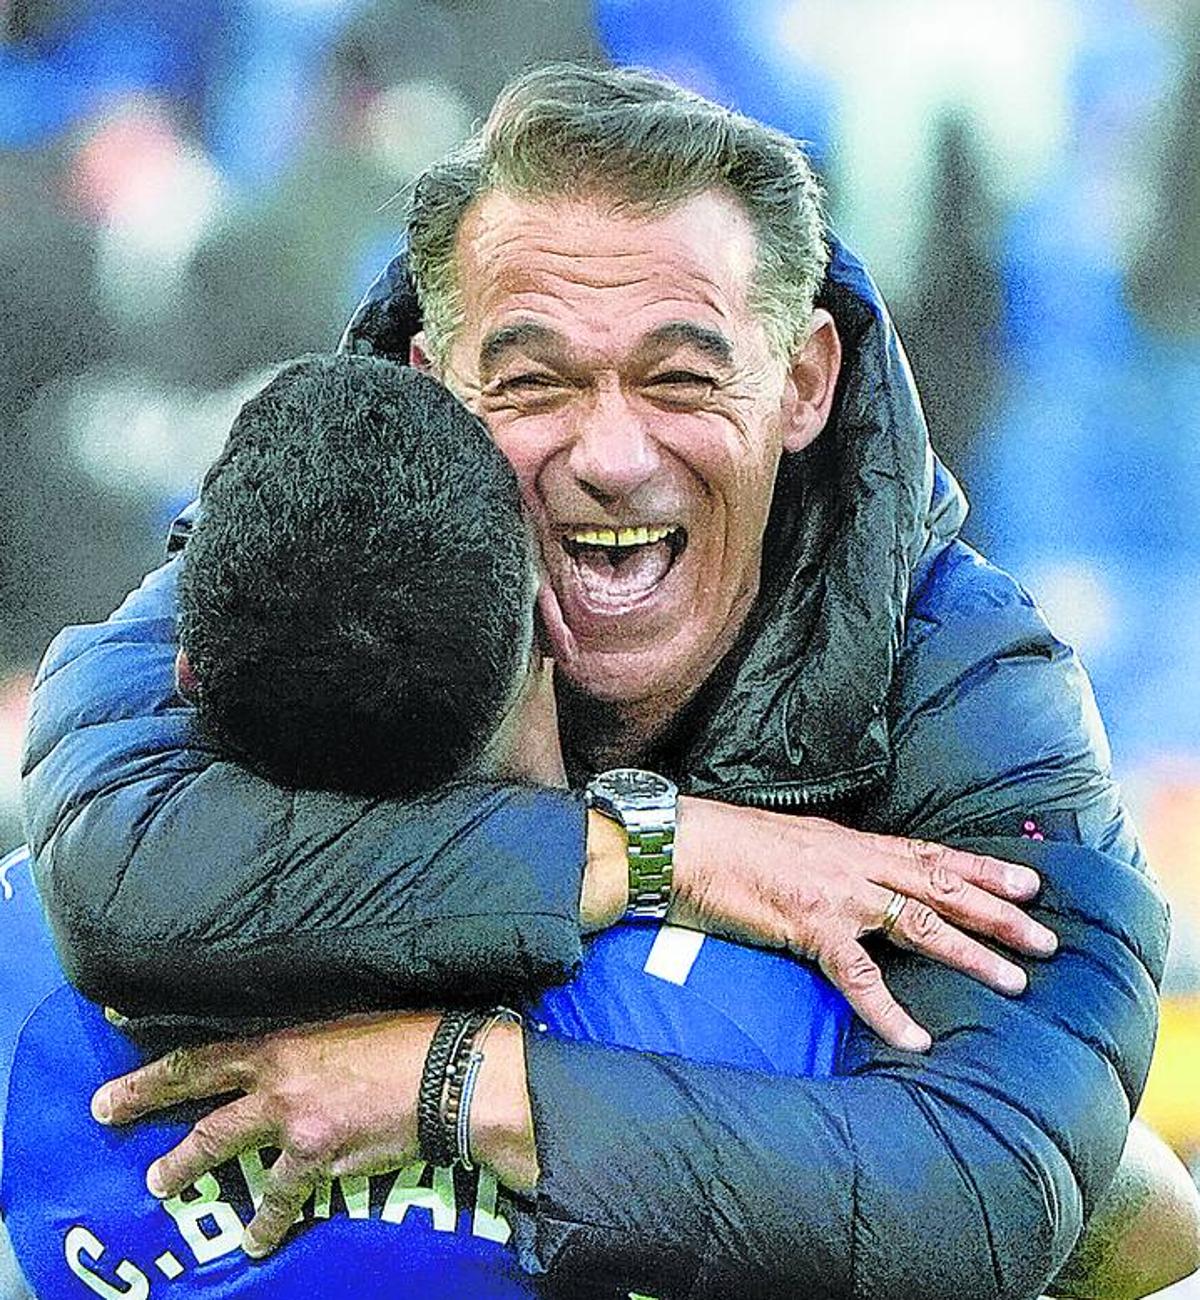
[{"xmin": 560, "ymin": 524, "xmax": 688, "ymax": 611}]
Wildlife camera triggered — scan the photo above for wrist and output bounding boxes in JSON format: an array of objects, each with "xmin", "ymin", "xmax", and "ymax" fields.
[
  {"xmin": 665, "ymin": 794, "xmax": 709, "ymax": 928},
  {"xmin": 579, "ymin": 808, "xmax": 628, "ymax": 931},
  {"xmin": 467, "ymin": 1019, "xmax": 539, "ymax": 1191}
]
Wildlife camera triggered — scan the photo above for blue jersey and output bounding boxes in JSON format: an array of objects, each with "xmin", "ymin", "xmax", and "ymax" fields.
[
  {"xmin": 1, "ymin": 849, "xmax": 851, "ymax": 1298},
  {"xmin": 0, "ymin": 849, "xmax": 65, "ymax": 1138}
]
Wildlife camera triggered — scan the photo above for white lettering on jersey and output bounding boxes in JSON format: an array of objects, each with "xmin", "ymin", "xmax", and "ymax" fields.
[
  {"xmin": 63, "ymin": 1226, "xmax": 150, "ymax": 1298},
  {"xmin": 380, "ymin": 1161, "xmax": 456, "ymax": 1231},
  {"xmin": 162, "ymin": 1172, "xmax": 244, "ymax": 1264},
  {"xmin": 0, "ymin": 846, "xmax": 27, "ymax": 902},
  {"xmin": 471, "ymin": 1170, "xmax": 511, "ymax": 1244}
]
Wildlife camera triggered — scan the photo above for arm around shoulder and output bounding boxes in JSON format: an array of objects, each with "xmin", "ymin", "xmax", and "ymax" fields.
[
  {"xmin": 852, "ymin": 557, "xmax": 1171, "ymax": 1288},
  {"xmin": 22, "ymin": 560, "xmax": 589, "ymax": 1019},
  {"xmin": 496, "ymin": 562, "xmax": 1169, "ymax": 1298}
]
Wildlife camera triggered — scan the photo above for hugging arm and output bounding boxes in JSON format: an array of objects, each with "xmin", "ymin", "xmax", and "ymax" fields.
[
  {"xmin": 22, "ymin": 557, "xmax": 1048, "ymax": 1034},
  {"xmin": 512, "ymin": 844, "xmax": 1163, "ymax": 1298},
  {"xmin": 495, "ymin": 579, "xmax": 1168, "ymax": 1298},
  {"xmin": 22, "ymin": 559, "xmax": 589, "ymax": 1019},
  {"xmin": 33, "ymin": 558, "xmax": 1169, "ymax": 1298},
  {"xmin": 99, "ymin": 825, "xmax": 1166, "ymax": 1299}
]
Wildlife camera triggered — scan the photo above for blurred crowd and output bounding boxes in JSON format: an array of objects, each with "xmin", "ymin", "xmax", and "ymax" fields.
[{"xmin": 1, "ymin": 0, "xmax": 1197, "ymax": 1173}]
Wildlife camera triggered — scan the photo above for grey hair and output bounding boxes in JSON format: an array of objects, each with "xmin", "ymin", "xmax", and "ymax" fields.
[{"xmin": 406, "ymin": 63, "xmax": 828, "ymax": 364}]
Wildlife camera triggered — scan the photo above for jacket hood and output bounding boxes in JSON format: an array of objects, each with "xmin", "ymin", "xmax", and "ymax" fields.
[{"xmin": 339, "ymin": 238, "xmax": 968, "ymax": 803}]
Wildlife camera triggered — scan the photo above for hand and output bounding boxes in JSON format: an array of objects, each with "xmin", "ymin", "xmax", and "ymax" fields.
[
  {"xmin": 669, "ymin": 800, "xmax": 1058, "ymax": 1053},
  {"xmin": 90, "ymin": 1011, "xmax": 535, "ymax": 1258}
]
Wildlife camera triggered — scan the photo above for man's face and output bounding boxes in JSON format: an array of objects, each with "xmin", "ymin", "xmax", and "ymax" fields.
[{"xmin": 433, "ymin": 188, "xmax": 837, "ymax": 713}]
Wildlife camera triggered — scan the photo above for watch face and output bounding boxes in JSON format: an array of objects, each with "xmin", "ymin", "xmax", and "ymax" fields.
[{"xmin": 593, "ymin": 768, "xmax": 675, "ymax": 805}]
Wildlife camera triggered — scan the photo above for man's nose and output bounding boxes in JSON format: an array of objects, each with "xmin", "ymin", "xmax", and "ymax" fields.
[{"xmin": 566, "ymin": 390, "xmax": 662, "ymax": 503}]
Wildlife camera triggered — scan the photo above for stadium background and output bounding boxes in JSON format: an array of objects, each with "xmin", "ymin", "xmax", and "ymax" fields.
[{"xmin": 0, "ymin": 0, "xmax": 1196, "ymax": 1279}]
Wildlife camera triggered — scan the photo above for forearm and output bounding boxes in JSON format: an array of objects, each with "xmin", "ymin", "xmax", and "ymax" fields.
[
  {"xmin": 479, "ymin": 838, "xmax": 1165, "ymax": 1297},
  {"xmin": 1048, "ymin": 1120, "xmax": 1200, "ymax": 1300},
  {"xmin": 24, "ymin": 562, "xmax": 591, "ymax": 1018},
  {"xmin": 496, "ymin": 1033, "xmax": 1077, "ymax": 1299},
  {"xmin": 93, "ymin": 822, "xmax": 1166, "ymax": 1296},
  {"xmin": 36, "ymin": 777, "xmax": 590, "ymax": 1018},
  {"xmin": 472, "ymin": 997, "xmax": 1100, "ymax": 1298}
]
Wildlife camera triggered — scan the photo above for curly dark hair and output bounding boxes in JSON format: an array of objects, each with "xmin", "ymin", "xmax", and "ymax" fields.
[{"xmin": 179, "ymin": 354, "xmax": 534, "ymax": 797}]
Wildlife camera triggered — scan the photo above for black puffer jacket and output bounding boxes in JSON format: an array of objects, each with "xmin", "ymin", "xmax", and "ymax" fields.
[{"xmin": 23, "ymin": 241, "xmax": 1168, "ymax": 1298}]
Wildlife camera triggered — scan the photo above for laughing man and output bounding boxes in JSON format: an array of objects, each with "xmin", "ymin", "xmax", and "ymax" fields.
[{"xmin": 23, "ymin": 64, "xmax": 1172, "ymax": 1299}]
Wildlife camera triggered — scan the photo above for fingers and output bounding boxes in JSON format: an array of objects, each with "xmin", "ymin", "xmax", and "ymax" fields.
[
  {"xmin": 820, "ymin": 941, "xmax": 931, "ymax": 1054},
  {"xmin": 951, "ymin": 848, "xmax": 1041, "ymax": 902},
  {"xmin": 146, "ymin": 1096, "xmax": 271, "ymax": 1199},
  {"xmin": 242, "ymin": 1151, "xmax": 315, "ymax": 1258},
  {"xmin": 143, "ymin": 1113, "xmax": 314, "ymax": 1259},
  {"xmin": 892, "ymin": 840, "xmax": 1058, "ymax": 957},
  {"xmin": 886, "ymin": 899, "xmax": 1028, "ymax": 996},
  {"xmin": 93, "ymin": 1042, "xmax": 252, "ymax": 1126}
]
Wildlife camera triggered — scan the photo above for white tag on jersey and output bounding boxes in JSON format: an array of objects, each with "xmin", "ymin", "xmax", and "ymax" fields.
[{"xmin": 642, "ymin": 925, "xmax": 706, "ymax": 985}]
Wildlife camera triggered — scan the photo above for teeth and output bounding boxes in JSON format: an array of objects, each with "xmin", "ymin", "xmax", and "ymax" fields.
[{"xmin": 568, "ymin": 525, "xmax": 675, "ymax": 548}]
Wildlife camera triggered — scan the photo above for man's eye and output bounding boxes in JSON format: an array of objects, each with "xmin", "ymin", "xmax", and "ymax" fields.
[
  {"xmin": 649, "ymin": 372, "xmax": 716, "ymax": 393},
  {"xmin": 501, "ymin": 373, "xmax": 559, "ymax": 392}
]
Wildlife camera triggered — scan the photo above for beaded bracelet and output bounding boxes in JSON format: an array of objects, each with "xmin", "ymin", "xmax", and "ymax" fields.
[
  {"xmin": 417, "ymin": 1006, "xmax": 521, "ymax": 1169},
  {"xmin": 417, "ymin": 1009, "xmax": 476, "ymax": 1167},
  {"xmin": 439, "ymin": 1010, "xmax": 490, "ymax": 1162}
]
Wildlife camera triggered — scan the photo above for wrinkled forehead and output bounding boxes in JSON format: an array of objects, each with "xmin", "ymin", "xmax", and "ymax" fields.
[{"xmin": 451, "ymin": 188, "xmax": 762, "ymax": 338}]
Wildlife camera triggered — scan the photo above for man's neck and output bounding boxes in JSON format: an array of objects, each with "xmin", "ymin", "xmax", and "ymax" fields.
[
  {"xmin": 556, "ymin": 678, "xmax": 692, "ymax": 780},
  {"xmin": 553, "ymin": 590, "xmax": 763, "ymax": 780}
]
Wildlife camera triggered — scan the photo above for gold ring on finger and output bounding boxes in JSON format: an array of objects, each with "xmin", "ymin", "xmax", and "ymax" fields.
[{"xmin": 879, "ymin": 889, "xmax": 908, "ymax": 939}]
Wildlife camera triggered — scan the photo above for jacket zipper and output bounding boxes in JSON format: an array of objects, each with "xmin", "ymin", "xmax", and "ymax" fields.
[{"xmin": 712, "ymin": 765, "xmax": 885, "ymax": 813}]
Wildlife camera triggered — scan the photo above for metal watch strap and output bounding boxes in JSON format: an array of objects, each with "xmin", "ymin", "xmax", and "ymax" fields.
[
  {"xmin": 585, "ymin": 769, "xmax": 678, "ymax": 921},
  {"xmin": 623, "ymin": 805, "xmax": 675, "ymax": 919}
]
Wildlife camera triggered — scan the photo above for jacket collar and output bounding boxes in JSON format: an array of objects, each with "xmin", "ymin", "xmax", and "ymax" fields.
[{"xmin": 672, "ymin": 238, "xmax": 967, "ymax": 802}]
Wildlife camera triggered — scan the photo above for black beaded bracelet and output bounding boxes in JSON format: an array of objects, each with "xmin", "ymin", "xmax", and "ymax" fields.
[
  {"xmin": 418, "ymin": 1006, "xmax": 520, "ymax": 1170},
  {"xmin": 417, "ymin": 1010, "xmax": 473, "ymax": 1167},
  {"xmin": 439, "ymin": 1010, "xmax": 490, "ymax": 1162}
]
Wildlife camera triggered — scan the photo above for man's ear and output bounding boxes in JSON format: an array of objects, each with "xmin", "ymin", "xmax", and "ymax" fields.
[
  {"xmin": 409, "ymin": 331, "xmax": 437, "ymax": 375},
  {"xmin": 175, "ymin": 647, "xmax": 198, "ymax": 701},
  {"xmin": 781, "ymin": 308, "xmax": 842, "ymax": 454}
]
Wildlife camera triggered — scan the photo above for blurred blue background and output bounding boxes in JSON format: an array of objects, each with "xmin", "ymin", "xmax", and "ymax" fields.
[{"xmin": 1, "ymin": 0, "xmax": 1197, "ymax": 1195}]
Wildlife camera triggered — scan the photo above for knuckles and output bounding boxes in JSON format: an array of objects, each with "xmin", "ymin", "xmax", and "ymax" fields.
[
  {"xmin": 833, "ymin": 945, "xmax": 881, "ymax": 991},
  {"xmin": 276, "ymin": 1114, "xmax": 341, "ymax": 1167},
  {"xmin": 159, "ymin": 1046, "xmax": 197, "ymax": 1089},
  {"xmin": 902, "ymin": 901, "xmax": 943, "ymax": 944},
  {"xmin": 188, "ymin": 1117, "xmax": 230, "ymax": 1163},
  {"xmin": 259, "ymin": 1082, "xmax": 342, "ymax": 1165},
  {"xmin": 924, "ymin": 855, "xmax": 966, "ymax": 902}
]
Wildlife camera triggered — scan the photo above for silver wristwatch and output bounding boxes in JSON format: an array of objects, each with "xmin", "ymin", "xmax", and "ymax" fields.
[{"xmin": 585, "ymin": 768, "xmax": 678, "ymax": 921}]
